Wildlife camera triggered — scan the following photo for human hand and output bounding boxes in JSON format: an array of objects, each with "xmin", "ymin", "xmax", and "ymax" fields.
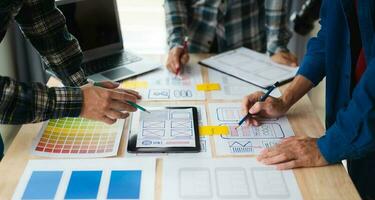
[
  {"xmin": 80, "ymin": 81, "xmax": 141, "ymax": 124},
  {"xmin": 241, "ymin": 91, "xmax": 290, "ymax": 126},
  {"xmin": 271, "ymin": 51, "xmax": 298, "ymax": 67},
  {"xmin": 166, "ymin": 46, "xmax": 189, "ymax": 74},
  {"xmin": 257, "ymin": 136, "xmax": 328, "ymax": 170}
]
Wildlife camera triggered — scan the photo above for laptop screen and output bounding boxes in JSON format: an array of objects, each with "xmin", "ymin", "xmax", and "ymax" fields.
[{"xmin": 57, "ymin": 0, "xmax": 122, "ymax": 60}]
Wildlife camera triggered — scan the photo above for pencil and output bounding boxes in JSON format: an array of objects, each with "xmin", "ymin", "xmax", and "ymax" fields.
[
  {"xmin": 235, "ymin": 82, "xmax": 280, "ymax": 129},
  {"xmin": 126, "ymin": 101, "xmax": 151, "ymax": 114}
]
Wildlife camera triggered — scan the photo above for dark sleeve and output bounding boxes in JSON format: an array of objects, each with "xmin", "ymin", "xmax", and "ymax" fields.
[
  {"xmin": 0, "ymin": 76, "xmax": 83, "ymax": 124},
  {"xmin": 265, "ymin": 0, "xmax": 293, "ymax": 54},
  {"xmin": 14, "ymin": 0, "xmax": 87, "ymax": 87},
  {"xmin": 164, "ymin": 0, "xmax": 188, "ymax": 49}
]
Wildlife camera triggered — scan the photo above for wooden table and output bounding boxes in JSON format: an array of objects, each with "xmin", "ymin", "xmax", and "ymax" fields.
[{"xmin": 0, "ymin": 54, "xmax": 360, "ymax": 200}]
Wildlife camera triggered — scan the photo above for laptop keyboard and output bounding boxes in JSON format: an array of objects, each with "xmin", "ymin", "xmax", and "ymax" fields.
[{"xmin": 84, "ymin": 51, "xmax": 142, "ymax": 75}]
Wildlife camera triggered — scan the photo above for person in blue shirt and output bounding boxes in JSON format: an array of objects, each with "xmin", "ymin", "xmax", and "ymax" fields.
[{"xmin": 242, "ymin": 0, "xmax": 375, "ymax": 199}]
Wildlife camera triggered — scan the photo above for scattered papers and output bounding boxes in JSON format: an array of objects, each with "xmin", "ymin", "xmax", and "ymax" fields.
[
  {"xmin": 121, "ymin": 65, "xmax": 205, "ymax": 100},
  {"xmin": 162, "ymin": 158, "xmax": 303, "ymax": 200},
  {"xmin": 208, "ymin": 103, "xmax": 295, "ymax": 156},
  {"xmin": 207, "ymin": 68, "xmax": 282, "ymax": 100},
  {"xmin": 200, "ymin": 47, "xmax": 298, "ymax": 88}
]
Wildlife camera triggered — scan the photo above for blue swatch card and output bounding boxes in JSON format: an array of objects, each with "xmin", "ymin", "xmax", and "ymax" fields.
[
  {"xmin": 65, "ymin": 171, "xmax": 102, "ymax": 199},
  {"xmin": 107, "ymin": 170, "xmax": 142, "ymax": 199},
  {"xmin": 22, "ymin": 171, "xmax": 62, "ymax": 199}
]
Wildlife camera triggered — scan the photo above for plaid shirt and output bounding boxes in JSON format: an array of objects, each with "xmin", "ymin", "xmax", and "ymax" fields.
[
  {"xmin": 0, "ymin": 0, "xmax": 87, "ymax": 124},
  {"xmin": 164, "ymin": 0, "xmax": 292, "ymax": 54}
]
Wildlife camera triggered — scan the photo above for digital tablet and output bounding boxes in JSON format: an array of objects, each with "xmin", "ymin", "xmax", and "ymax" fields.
[{"xmin": 127, "ymin": 107, "xmax": 201, "ymax": 153}]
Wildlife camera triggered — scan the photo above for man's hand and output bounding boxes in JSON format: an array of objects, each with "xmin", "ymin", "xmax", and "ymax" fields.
[
  {"xmin": 271, "ymin": 51, "xmax": 298, "ymax": 67},
  {"xmin": 166, "ymin": 46, "xmax": 189, "ymax": 73},
  {"xmin": 242, "ymin": 92, "xmax": 290, "ymax": 126},
  {"xmin": 257, "ymin": 136, "xmax": 328, "ymax": 170},
  {"xmin": 80, "ymin": 81, "xmax": 142, "ymax": 124}
]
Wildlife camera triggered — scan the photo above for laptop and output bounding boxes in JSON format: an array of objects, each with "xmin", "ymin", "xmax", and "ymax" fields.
[{"xmin": 56, "ymin": 0, "xmax": 161, "ymax": 82}]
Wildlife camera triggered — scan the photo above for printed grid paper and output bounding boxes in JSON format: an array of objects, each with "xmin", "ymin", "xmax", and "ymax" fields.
[
  {"xmin": 208, "ymin": 103, "xmax": 295, "ymax": 156},
  {"xmin": 121, "ymin": 65, "xmax": 205, "ymax": 101},
  {"xmin": 162, "ymin": 158, "xmax": 303, "ymax": 200},
  {"xmin": 207, "ymin": 68, "xmax": 282, "ymax": 100}
]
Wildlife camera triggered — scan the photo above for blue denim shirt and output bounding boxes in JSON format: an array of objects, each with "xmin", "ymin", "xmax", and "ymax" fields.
[{"xmin": 298, "ymin": 0, "xmax": 375, "ymax": 163}]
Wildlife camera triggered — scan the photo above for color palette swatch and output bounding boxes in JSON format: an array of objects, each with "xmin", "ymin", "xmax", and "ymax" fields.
[
  {"xmin": 22, "ymin": 171, "xmax": 62, "ymax": 199},
  {"xmin": 65, "ymin": 171, "xmax": 102, "ymax": 199},
  {"xmin": 13, "ymin": 159, "xmax": 156, "ymax": 200},
  {"xmin": 31, "ymin": 118, "xmax": 124, "ymax": 158}
]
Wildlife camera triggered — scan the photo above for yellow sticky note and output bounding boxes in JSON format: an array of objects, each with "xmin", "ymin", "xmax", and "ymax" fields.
[
  {"xmin": 122, "ymin": 81, "xmax": 149, "ymax": 89},
  {"xmin": 196, "ymin": 83, "xmax": 221, "ymax": 91},
  {"xmin": 199, "ymin": 126, "xmax": 229, "ymax": 136}
]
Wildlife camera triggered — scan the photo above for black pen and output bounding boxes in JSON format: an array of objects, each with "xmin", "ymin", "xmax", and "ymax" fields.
[{"xmin": 235, "ymin": 82, "xmax": 280, "ymax": 129}]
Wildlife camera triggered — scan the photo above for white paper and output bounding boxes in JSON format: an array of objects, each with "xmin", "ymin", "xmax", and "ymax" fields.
[
  {"xmin": 162, "ymin": 158, "xmax": 303, "ymax": 200},
  {"xmin": 126, "ymin": 64, "xmax": 205, "ymax": 100},
  {"xmin": 208, "ymin": 103, "xmax": 295, "ymax": 156},
  {"xmin": 200, "ymin": 47, "xmax": 298, "ymax": 88},
  {"xmin": 30, "ymin": 118, "xmax": 124, "ymax": 158},
  {"xmin": 126, "ymin": 104, "xmax": 212, "ymax": 158},
  {"xmin": 13, "ymin": 158, "xmax": 156, "ymax": 200},
  {"xmin": 207, "ymin": 68, "xmax": 281, "ymax": 100}
]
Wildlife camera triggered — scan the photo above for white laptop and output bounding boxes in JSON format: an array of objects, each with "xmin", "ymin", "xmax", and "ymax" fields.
[{"xmin": 56, "ymin": 0, "xmax": 161, "ymax": 82}]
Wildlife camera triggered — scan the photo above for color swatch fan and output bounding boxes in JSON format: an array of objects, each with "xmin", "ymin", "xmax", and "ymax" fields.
[{"xmin": 31, "ymin": 118, "xmax": 124, "ymax": 158}]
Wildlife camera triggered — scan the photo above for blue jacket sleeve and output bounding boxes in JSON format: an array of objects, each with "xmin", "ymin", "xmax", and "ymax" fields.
[
  {"xmin": 296, "ymin": 0, "xmax": 327, "ymax": 86},
  {"xmin": 317, "ymin": 58, "xmax": 375, "ymax": 163}
]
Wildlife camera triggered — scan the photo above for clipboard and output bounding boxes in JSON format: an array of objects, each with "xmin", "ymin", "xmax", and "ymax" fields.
[{"xmin": 199, "ymin": 47, "xmax": 298, "ymax": 88}]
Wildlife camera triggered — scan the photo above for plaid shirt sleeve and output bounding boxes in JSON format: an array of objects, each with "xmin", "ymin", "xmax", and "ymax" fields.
[
  {"xmin": 14, "ymin": 0, "xmax": 88, "ymax": 87},
  {"xmin": 0, "ymin": 76, "xmax": 83, "ymax": 124},
  {"xmin": 0, "ymin": 0, "xmax": 86, "ymax": 124},
  {"xmin": 265, "ymin": 0, "xmax": 292, "ymax": 55},
  {"xmin": 164, "ymin": 0, "xmax": 188, "ymax": 49}
]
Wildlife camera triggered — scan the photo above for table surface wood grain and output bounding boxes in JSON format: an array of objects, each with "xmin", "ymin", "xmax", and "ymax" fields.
[{"xmin": 0, "ymin": 54, "xmax": 360, "ymax": 200}]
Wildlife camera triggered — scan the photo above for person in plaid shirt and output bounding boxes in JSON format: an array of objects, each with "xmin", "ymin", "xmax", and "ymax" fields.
[
  {"xmin": 0, "ymin": 0, "xmax": 141, "ymax": 158},
  {"xmin": 164, "ymin": 0, "xmax": 298, "ymax": 74}
]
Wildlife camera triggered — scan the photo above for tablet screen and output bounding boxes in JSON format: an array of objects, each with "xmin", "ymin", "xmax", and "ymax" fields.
[
  {"xmin": 136, "ymin": 108, "xmax": 195, "ymax": 147},
  {"xmin": 127, "ymin": 107, "xmax": 200, "ymax": 153}
]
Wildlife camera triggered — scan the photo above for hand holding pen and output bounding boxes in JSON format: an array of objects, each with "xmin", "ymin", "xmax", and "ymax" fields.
[
  {"xmin": 175, "ymin": 37, "xmax": 189, "ymax": 76},
  {"xmin": 79, "ymin": 81, "xmax": 143, "ymax": 124},
  {"xmin": 239, "ymin": 82, "xmax": 289, "ymax": 127},
  {"xmin": 93, "ymin": 82, "xmax": 150, "ymax": 113},
  {"xmin": 166, "ymin": 37, "xmax": 189, "ymax": 75}
]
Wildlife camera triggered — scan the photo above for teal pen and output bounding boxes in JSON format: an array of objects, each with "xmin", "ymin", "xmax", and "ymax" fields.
[
  {"xmin": 235, "ymin": 82, "xmax": 280, "ymax": 129},
  {"xmin": 93, "ymin": 82, "xmax": 151, "ymax": 114}
]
